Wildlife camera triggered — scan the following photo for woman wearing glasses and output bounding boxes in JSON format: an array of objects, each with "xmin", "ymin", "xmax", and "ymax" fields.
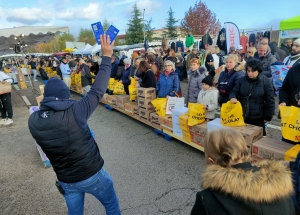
[
  {"xmin": 156, "ymin": 60, "xmax": 180, "ymax": 98},
  {"xmin": 245, "ymin": 47, "xmax": 257, "ymax": 61}
]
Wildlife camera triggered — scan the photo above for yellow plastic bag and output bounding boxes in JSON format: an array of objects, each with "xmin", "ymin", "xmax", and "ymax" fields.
[
  {"xmin": 113, "ymin": 82, "xmax": 126, "ymax": 95},
  {"xmin": 129, "ymin": 85, "xmax": 137, "ymax": 101},
  {"xmin": 108, "ymin": 78, "xmax": 117, "ymax": 91},
  {"xmin": 130, "ymin": 77, "xmax": 136, "ymax": 86},
  {"xmin": 151, "ymin": 98, "xmax": 167, "ymax": 116},
  {"xmin": 220, "ymin": 101, "xmax": 246, "ymax": 126},
  {"xmin": 281, "ymin": 106, "xmax": 300, "ymax": 142},
  {"xmin": 188, "ymin": 103, "xmax": 206, "ymax": 126}
]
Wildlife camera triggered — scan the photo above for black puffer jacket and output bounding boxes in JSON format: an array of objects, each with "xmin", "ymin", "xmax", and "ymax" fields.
[{"xmin": 229, "ymin": 73, "xmax": 275, "ymax": 122}]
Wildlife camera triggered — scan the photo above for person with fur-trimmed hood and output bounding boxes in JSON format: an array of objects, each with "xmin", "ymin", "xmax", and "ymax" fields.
[{"xmin": 191, "ymin": 128, "xmax": 295, "ymax": 215}]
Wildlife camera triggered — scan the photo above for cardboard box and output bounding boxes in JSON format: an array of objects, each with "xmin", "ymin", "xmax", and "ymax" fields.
[
  {"xmin": 233, "ymin": 124, "xmax": 263, "ymax": 147},
  {"xmin": 137, "ymin": 87, "xmax": 156, "ymax": 99},
  {"xmin": 150, "ymin": 113, "xmax": 160, "ymax": 124},
  {"xmin": 190, "ymin": 132, "xmax": 205, "ymax": 146},
  {"xmin": 189, "ymin": 122, "xmax": 207, "ymax": 136},
  {"xmin": 151, "ymin": 122, "xmax": 161, "ymax": 130},
  {"xmin": 124, "ymin": 102, "xmax": 137, "ymax": 114},
  {"xmin": 111, "ymin": 97, "xmax": 117, "ymax": 106},
  {"xmin": 160, "ymin": 115, "xmax": 173, "ymax": 132},
  {"xmin": 138, "ymin": 98, "xmax": 154, "ymax": 110},
  {"xmin": 207, "ymin": 118, "xmax": 224, "ymax": 133},
  {"xmin": 284, "ymin": 144, "xmax": 300, "ymax": 161},
  {"xmin": 106, "ymin": 95, "xmax": 117, "ymax": 104},
  {"xmin": 179, "ymin": 113, "xmax": 189, "ymax": 131},
  {"xmin": 116, "ymin": 101, "xmax": 125, "ymax": 109},
  {"xmin": 36, "ymin": 95, "xmax": 43, "ymax": 106},
  {"xmin": 139, "ymin": 107, "xmax": 155, "ymax": 121},
  {"xmin": 100, "ymin": 93, "xmax": 108, "ymax": 103},
  {"xmin": 116, "ymin": 95, "xmax": 130, "ymax": 104},
  {"xmin": 19, "ymin": 81, "xmax": 27, "ymax": 89},
  {"xmin": 133, "ymin": 105, "xmax": 139, "ymax": 116},
  {"xmin": 252, "ymin": 137, "xmax": 294, "ymax": 162}
]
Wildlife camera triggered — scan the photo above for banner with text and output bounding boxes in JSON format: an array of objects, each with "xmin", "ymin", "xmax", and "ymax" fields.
[{"xmin": 224, "ymin": 22, "xmax": 240, "ymax": 54}]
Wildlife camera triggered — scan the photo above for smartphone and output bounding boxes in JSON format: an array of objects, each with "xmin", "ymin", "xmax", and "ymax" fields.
[
  {"xmin": 91, "ymin": 22, "xmax": 104, "ymax": 45},
  {"xmin": 106, "ymin": 25, "xmax": 119, "ymax": 44}
]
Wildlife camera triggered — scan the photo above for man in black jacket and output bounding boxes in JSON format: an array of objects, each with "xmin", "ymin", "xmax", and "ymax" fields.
[
  {"xmin": 28, "ymin": 35, "xmax": 121, "ymax": 215},
  {"xmin": 80, "ymin": 59, "xmax": 95, "ymax": 95},
  {"xmin": 279, "ymin": 63, "xmax": 300, "ymax": 144},
  {"xmin": 281, "ymin": 38, "xmax": 292, "ymax": 56}
]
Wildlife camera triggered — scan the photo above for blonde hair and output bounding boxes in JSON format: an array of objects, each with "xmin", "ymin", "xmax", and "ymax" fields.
[
  {"xmin": 247, "ymin": 47, "xmax": 257, "ymax": 57},
  {"xmin": 190, "ymin": 58, "xmax": 200, "ymax": 66},
  {"xmin": 226, "ymin": 54, "xmax": 238, "ymax": 63},
  {"xmin": 204, "ymin": 128, "xmax": 251, "ymax": 167}
]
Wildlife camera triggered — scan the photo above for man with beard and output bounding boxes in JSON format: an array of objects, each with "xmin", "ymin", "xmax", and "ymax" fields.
[
  {"xmin": 283, "ymin": 38, "xmax": 300, "ymax": 67},
  {"xmin": 254, "ymin": 42, "xmax": 277, "ymax": 79}
]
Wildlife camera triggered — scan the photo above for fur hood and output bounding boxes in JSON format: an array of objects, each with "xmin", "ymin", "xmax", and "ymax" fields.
[{"xmin": 201, "ymin": 160, "xmax": 293, "ymax": 203}]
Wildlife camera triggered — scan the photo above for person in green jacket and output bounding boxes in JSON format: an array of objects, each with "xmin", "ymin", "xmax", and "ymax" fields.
[{"xmin": 185, "ymin": 32, "xmax": 195, "ymax": 51}]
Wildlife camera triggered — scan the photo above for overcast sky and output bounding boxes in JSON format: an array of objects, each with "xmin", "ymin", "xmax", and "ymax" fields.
[{"xmin": 0, "ymin": 0, "xmax": 298, "ymax": 38}]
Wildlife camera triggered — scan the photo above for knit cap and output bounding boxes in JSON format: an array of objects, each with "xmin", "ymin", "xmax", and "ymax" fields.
[
  {"xmin": 202, "ymin": 75, "xmax": 213, "ymax": 86},
  {"xmin": 44, "ymin": 77, "xmax": 70, "ymax": 99},
  {"xmin": 294, "ymin": 38, "xmax": 300, "ymax": 45}
]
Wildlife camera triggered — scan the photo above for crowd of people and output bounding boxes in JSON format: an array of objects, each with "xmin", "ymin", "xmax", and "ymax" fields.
[{"xmin": 0, "ymin": 30, "xmax": 299, "ymax": 214}]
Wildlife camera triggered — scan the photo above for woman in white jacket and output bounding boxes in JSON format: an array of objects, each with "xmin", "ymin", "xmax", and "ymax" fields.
[{"xmin": 197, "ymin": 75, "xmax": 219, "ymax": 120}]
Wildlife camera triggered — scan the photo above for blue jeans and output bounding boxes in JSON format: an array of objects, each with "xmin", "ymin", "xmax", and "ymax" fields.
[
  {"xmin": 32, "ymin": 69, "xmax": 37, "ymax": 80},
  {"xmin": 58, "ymin": 168, "xmax": 121, "ymax": 215}
]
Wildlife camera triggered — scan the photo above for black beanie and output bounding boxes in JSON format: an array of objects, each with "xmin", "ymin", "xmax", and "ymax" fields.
[
  {"xmin": 202, "ymin": 75, "xmax": 213, "ymax": 86},
  {"xmin": 44, "ymin": 77, "xmax": 70, "ymax": 99},
  {"xmin": 205, "ymin": 54, "xmax": 214, "ymax": 63}
]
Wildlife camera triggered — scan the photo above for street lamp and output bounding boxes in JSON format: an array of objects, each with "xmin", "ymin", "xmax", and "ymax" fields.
[{"xmin": 143, "ymin": 8, "xmax": 145, "ymax": 42}]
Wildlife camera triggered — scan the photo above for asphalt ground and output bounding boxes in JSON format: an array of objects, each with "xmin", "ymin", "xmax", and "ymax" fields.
[{"xmin": 0, "ymin": 77, "xmax": 282, "ymax": 214}]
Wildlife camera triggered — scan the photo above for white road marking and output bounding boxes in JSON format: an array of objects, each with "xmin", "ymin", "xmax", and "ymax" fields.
[
  {"xmin": 22, "ymin": 96, "xmax": 31, "ymax": 106},
  {"xmin": 13, "ymin": 85, "xmax": 20, "ymax": 90}
]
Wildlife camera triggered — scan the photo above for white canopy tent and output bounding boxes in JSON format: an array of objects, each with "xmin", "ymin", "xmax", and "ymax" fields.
[
  {"xmin": 80, "ymin": 44, "xmax": 101, "ymax": 55},
  {"xmin": 0, "ymin": 26, "xmax": 69, "ymax": 55},
  {"xmin": 73, "ymin": 44, "xmax": 92, "ymax": 55}
]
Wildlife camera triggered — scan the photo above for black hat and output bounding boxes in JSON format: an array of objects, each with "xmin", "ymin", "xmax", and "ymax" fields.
[
  {"xmin": 202, "ymin": 75, "xmax": 213, "ymax": 86},
  {"xmin": 205, "ymin": 54, "xmax": 214, "ymax": 63}
]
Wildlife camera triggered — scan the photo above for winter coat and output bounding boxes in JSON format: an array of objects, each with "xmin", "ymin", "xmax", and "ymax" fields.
[
  {"xmin": 156, "ymin": 71, "xmax": 180, "ymax": 98},
  {"xmin": 185, "ymin": 35, "xmax": 195, "ymax": 48},
  {"xmin": 115, "ymin": 65, "xmax": 125, "ymax": 80},
  {"xmin": 254, "ymin": 51, "xmax": 277, "ymax": 78},
  {"xmin": 275, "ymin": 46, "xmax": 287, "ymax": 61},
  {"xmin": 140, "ymin": 69, "xmax": 156, "ymax": 88},
  {"xmin": 229, "ymin": 73, "xmax": 275, "ymax": 122},
  {"xmin": 110, "ymin": 59, "xmax": 119, "ymax": 78},
  {"xmin": 279, "ymin": 63, "xmax": 300, "ymax": 108},
  {"xmin": 217, "ymin": 28, "xmax": 227, "ymax": 54},
  {"xmin": 281, "ymin": 44, "xmax": 291, "ymax": 56},
  {"xmin": 197, "ymin": 87, "xmax": 219, "ymax": 119},
  {"xmin": 59, "ymin": 63, "xmax": 71, "ymax": 78},
  {"xmin": 200, "ymin": 33, "xmax": 212, "ymax": 49},
  {"xmin": 191, "ymin": 160, "xmax": 295, "ymax": 215},
  {"xmin": 218, "ymin": 64, "xmax": 245, "ymax": 106},
  {"xmin": 155, "ymin": 56, "xmax": 164, "ymax": 71},
  {"xmin": 121, "ymin": 65, "xmax": 132, "ymax": 86},
  {"xmin": 187, "ymin": 67, "xmax": 206, "ymax": 103},
  {"xmin": 249, "ymin": 33, "xmax": 256, "ymax": 46},
  {"xmin": 28, "ymin": 56, "xmax": 111, "ymax": 183},
  {"xmin": 81, "ymin": 64, "xmax": 95, "ymax": 87},
  {"xmin": 39, "ymin": 68, "xmax": 48, "ymax": 80},
  {"xmin": 283, "ymin": 53, "xmax": 300, "ymax": 67},
  {"xmin": 130, "ymin": 66, "xmax": 142, "ymax": 78}
]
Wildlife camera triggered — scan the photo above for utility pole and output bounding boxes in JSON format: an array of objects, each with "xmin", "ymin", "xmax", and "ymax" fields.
[{"xmin": 143, "ymin": 9, "xmax": 145, "ymax": 42}]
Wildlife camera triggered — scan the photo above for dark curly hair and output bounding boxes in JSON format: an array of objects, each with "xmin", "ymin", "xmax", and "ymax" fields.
[{"xmin": 245, "ymin": 58, "xmax": 263, "ymax": 73}]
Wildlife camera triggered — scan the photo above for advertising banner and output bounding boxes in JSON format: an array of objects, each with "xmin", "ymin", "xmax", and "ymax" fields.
[{"xmin": 224, "ymin": 22, "xmax": 240, "ymax": 54}]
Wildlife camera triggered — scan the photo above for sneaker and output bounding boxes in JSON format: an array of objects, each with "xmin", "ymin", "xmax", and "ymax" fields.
[
  {"xmin": 34, "ymin": 79, "xmax": 38, "ymax": 82},
  {"xmin": 0, "ymin": 118, "xmax": 7, "ymax": 125},
  {"xmin": 3, "ymin": 118, "xmax": 13, "ymax": 125}
]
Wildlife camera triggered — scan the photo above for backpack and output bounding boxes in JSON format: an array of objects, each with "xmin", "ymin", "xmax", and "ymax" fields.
[{"xmin": 270, "ymin": 59, "xmax": 300, "ymax": 96}]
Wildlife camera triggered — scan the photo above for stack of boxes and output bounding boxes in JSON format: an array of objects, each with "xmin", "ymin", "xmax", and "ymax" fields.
[
  {"xmin": 150, "ymin": 112, "xmax": 161, "ymax": 130},
  {"xmin": 189, "ymin": 123, "xmax": 207, "ymax": 146},
  {"xmin": 105, "ymin": 95, "xmax": 117, "ymax": 105},
  {"xmin": 137, "ymin": 88, "xmax": 156, "ymax": 122},
  {"xmin": 171, "ymin": 107, "xmax": 188, "ymax": 137},
  {"xmin": 124, "ymin": 102, "xmax": 138, "ymax": 115},
  {"xmin": 116, "ymin": 95, "xmax": 130, "ymax": 109},
  {"xmin": 160, "ymin": 115, "xmax": 173, "ymax": 132}
]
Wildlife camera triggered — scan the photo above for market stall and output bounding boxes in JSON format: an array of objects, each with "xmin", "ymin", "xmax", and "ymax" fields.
[
  {"xmin": 278, "ymin": 15, "xmax": 300, "ymax": 45},
  {"xmin": 73, "ymin": 44, "xmax": 92, "ymax": 55}
]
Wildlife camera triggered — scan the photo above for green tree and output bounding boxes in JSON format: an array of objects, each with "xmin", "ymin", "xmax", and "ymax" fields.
[
  {"xmin": 164, "ymin": 7, "xmax": 179, "ymax": 39},
  {"xmin": 56, "ymin": 32, "xmax": 75, "ymax": 51},
  {"xmin": 77, "ymin": 28, "xmax": 96, "ymax": 45},
  {"xmin": 125, "ymin": 3, "xmax": 144, "ymax": 45},
  {"xmin": 102, "ymin": 18, "xmax": 110, "ymax": 32},
  {"xmin": 145, "ymin": 18, "xmax": 155, "ymax": 42}
]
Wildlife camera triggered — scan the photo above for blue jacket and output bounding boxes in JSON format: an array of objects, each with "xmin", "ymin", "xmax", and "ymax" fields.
[
  {"xmin": 121, "ymin": 65, "xmax": 131, "ymax": 85},
  {"xmin": 156, "ymin": 72, "xmax": 180, "ymax": 98},
  {"xmin": 218, "ymin": 64, "xmax": 245, "ymax": 105},
  {"xmin": 60, "ymin": 63, "xmax": 71, "ymax": 78}
]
